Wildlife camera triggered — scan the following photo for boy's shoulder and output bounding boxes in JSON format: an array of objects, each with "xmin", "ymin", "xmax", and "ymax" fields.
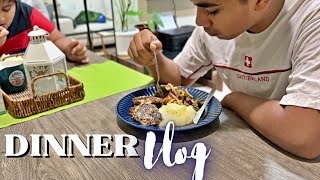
[{"xmin": 296, "ymin": 0, "xmax": 320, "ymax": 18}]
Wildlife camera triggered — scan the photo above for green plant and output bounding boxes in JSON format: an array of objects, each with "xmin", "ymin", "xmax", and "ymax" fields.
[
  {"xmin": 135, "ymin": 11, "xmax": 165, "ymax": 33},
  {"xmin": 115, "ymin": 0, "xmax": 144, "ymax": 32},
  {"xmin": 147, "ymin": 11, "xmax": 164, "ymax": 32}
]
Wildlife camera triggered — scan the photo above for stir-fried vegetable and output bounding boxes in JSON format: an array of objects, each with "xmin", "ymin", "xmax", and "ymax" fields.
[{"xmin": 154, "ymin": 83, "xmax": 203, "ymax": 111}]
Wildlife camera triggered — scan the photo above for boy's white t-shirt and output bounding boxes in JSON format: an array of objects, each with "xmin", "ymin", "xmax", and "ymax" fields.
[{"xmin": 174, "ymin": 0, "xmax": 320, "ymax": 110}]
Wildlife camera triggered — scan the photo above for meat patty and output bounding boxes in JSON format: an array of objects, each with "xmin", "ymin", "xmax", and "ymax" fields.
[
  {"xmin": 132, "ymin": 96, "xmax": 162, "ymax": 105},
  {"xmin": 130, "ymin": 104, "xmax": 163, "ymax": 126}
]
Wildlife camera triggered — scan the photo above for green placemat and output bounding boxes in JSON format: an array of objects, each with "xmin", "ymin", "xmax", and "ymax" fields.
[{"xmin": 0, "ymin": 61, "xmax": 153, "ymax": 128}]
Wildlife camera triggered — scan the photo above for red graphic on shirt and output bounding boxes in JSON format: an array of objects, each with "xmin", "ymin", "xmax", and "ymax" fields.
[{"xmin": 244, "ymin": 56, "xmax": 253, "ymax": 68}]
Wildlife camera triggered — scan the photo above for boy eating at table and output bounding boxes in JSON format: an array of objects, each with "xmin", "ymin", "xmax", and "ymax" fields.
[
  {"xmin": 128, "ymin": 0, "xmax": 320, "ymax": 159},
  {"xmin": 0, "ymin": 0, "xmax": 89, "ymax": 64}
]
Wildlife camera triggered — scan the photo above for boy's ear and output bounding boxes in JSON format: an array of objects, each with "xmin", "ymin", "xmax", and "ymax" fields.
[{"xmin": 252, "ymin": 0, "xmax": 271, "ymax": 11}]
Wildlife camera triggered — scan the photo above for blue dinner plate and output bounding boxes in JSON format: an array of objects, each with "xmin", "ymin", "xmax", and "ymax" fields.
[{"xmin": 116, "ymin": 86, "xmax": 222, "ymax": 132}]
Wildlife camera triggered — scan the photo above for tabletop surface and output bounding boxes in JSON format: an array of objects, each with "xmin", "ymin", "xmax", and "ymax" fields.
[{"xmin": 0, "ymin": 52, "xmax": 319, "ymax": 180}]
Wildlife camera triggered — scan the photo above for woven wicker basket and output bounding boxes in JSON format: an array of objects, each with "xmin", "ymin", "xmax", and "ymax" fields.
[{"xmin": 1, "ymin": 72, "xmax": 85, "ymax": 118}]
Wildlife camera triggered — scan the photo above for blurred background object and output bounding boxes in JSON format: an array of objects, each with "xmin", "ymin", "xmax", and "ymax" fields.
[{"xmin": 21, "ymin": 0, "xmax": 50, "ymax": 19}]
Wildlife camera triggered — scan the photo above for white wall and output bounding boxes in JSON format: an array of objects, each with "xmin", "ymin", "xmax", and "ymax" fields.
[{"xmin": 146, "ymin": 0, "xmax": 195, "ymax": 14}]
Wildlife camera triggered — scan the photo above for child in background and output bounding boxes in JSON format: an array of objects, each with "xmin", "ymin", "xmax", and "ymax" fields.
[{"xmin": 0, "ymin": 0, "xmax": 89, "ymax": 64}]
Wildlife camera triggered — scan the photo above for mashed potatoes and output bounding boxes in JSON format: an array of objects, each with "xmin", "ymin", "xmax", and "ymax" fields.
[{"xmin": 158, "ymin": 103, "xmax": 196, "ymax": 127}]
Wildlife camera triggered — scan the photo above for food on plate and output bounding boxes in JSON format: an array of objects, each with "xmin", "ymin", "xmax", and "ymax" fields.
[
  {"xmin": 130, "ymin": 83, "xmax": 204, "ymax": 127},
  {"xmin": 133, "ymin": 96, "xmax": 162, "ymax": 105},
  {"xmin": 155, "ymin": 83, "xmax": 203, "ymax": 111},
  {"xmin": 129, "ymin": 104, "xmax": 162, "ymax": 126},
  {"xmin": 158, "ymin": 103, "xmax": 196, "ymax": 127}
]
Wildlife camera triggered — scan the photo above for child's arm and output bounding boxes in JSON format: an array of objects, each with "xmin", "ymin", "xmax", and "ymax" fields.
[
  {"xmin": 29, "ymin": 7, "xmax": 88, "ymax": 63},
  {"xmin": 0, "ymin": 26, "xmax": 9, "ymax": 47},
  {"xmin": 48, "ymin": 28, "xmax": 89, "ymax": 64}
]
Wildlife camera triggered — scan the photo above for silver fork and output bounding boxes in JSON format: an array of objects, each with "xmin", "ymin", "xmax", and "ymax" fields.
[
  {"xmin": 151, "ymin": 36, "xmax": 163, "ymax": 96},
  {"xmin": 153, "ymin": 51, "xmax": 163, "ymax": 96}
]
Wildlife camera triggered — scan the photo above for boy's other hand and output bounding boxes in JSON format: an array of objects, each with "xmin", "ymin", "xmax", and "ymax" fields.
[
  {"xmin": 128, "ymin": 29, "xmax": 162, "ymax": 67},
  {"xmin": 66, "ymin": 40, "xmax": 89, "ymax": 64},
  {"xmin": 0, "ymin": 26, "xmax": 9, "ymax": 46}
]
